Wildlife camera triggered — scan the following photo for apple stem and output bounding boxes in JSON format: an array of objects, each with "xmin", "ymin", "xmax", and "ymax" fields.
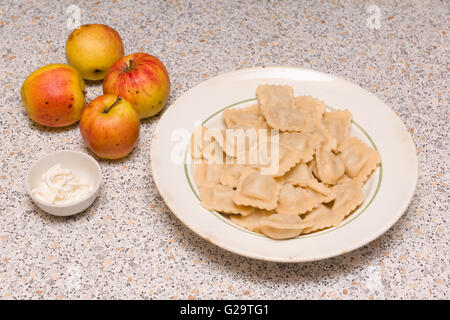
[
  {"xmin": 104, "ymin": 96, "xmax": 122, "ymax": 113},
  {"xmin": 124, "ymin": 59, "xmax": 135, "ymax": 72}
]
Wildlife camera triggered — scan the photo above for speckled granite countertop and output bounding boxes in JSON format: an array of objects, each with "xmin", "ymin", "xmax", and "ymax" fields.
[{"xmin": 0, "ymin": 0, "xmax": 448, "ymax": 300}]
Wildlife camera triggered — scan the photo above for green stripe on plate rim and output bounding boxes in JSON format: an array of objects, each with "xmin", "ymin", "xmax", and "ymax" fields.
[{"xmin": 183, "ymin": 98, "xmax": 383, "ymax": 240}]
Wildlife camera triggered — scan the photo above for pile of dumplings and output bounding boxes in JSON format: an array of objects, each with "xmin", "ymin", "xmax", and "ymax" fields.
[{"xmin": 190, "ymin": 85, "xmax": 380, "ymax": 240}]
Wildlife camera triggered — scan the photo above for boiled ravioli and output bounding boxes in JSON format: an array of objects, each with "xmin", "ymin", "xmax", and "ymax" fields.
[
  {"xmin": 322, "ymin": 110, "xmax": 352, "ymax": 151},
  {"xmin": 200, "ymin": 184, "xmax": 254, "ymax": 216},
  {"xmin": 315, "ymin": 148, "xmax": 345, "ymax": 184},
  {"xmin": 223, "ymin": 103, "xmax": 268, "ymax": 129},
  {"xmin": 338, "ymin": 137, "xmax": 381, "ymax": 183},
  {"xmin": 233, "ymin": 168, "xmax": 281, "ymax": 210},
  {"xmin": 256, "ymin": 85, "xmax": 314, "ymax": 132},
  {"xmin": 260, "ymin": 214, "xmax": 311, "ymax": 240},
  {"xmin": 192, "ymin": 84, "xmax": 380, "ymax": 240}
]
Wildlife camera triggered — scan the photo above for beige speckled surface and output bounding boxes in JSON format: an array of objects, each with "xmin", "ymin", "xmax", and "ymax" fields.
[{"xmin": 0, "ymin": 0, "xmax": 448, "ymax": 299}]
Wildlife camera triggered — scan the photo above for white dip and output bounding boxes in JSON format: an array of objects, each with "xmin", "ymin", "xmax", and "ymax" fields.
[{"xmin": 31, "ymin": 164, "xmax": 92, "ymax": 205}]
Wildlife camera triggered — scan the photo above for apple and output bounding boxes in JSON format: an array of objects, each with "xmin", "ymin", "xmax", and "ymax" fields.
[
  {"xmin": 103, "ymin": 52, "xmax": 170, "ymax": 119},
  {"xmin": 79, "ymin": 94, "xmax": 140, "ymax": 160},
  {"xmin": 20, "ymin": 63, "xmax": 86, "ymax": 127},
  {"xmin": 66, "ymin": 24, "xmax": 124, "ymax": 81}
]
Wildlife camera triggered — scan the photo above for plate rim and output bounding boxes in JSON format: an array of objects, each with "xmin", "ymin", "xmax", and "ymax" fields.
[{"xmin": 150, "ymin": 66, "xmax": 418, "ymax": 263}]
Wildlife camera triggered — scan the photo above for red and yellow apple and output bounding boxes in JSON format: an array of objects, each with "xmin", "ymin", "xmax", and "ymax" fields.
[
  {"xmin": 66, "ymin": 24, "xmax": 124, "ymax": 81},
  {"xmin": 20, "ymin": 63, "xmax": 86, "ymax": 127},
  {"xmin": 79, "ymin": 94, "xmax": 140, "ymax": 160},
  {"xmin": 103, "ymin": 52, "xmax": 170, "ymax": 119}
]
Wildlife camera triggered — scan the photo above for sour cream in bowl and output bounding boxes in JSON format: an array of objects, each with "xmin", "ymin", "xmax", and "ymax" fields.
[{"xmin": 26, "ymin": 151, "xmax": 101, "ymax": 216}]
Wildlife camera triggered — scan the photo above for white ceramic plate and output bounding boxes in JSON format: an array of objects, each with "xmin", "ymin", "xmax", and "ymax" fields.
[{"xmin": 150, "ymin": 67, "xmax": 418, "ymax": 262}]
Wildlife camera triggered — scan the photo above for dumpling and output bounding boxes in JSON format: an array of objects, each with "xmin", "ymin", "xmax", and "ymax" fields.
[
  {"xmin": 203, "ymin": 139, "xmax": 227, "ymax": 163},
  {"xmin": 219, "ymin": 164, "xmax": 246, "ymax": 188},
  {"xmin": 229, "ymin": 209, "xmax": 273, "ymax": 232},
  {"xmin": 307, "ymin": 187, "xmax": 336, "ymax": 204},
  {"xmin": 264, "ymin": 106, "xmax": 313, "ymax": 132},
  {"xmin": 312, "ymin": 123, "xmax": 337, "ymax": 151},
  {"xmin": 294, "ymin": 95, "xmax": 326, "ymax": 125},
  {"xmin": 190, "ymin": 126, "xmax": 226, "ymax": 163},
  {"xmin": 315, "ymin": 148, "xmax": 345, "ymax": 185},
  {"xmin": 233, "ymin": 168, "xmax": 281, "ymax": 210},
  {"xmin": 279, "ymin": 132, "xmax": 322, "ymax": 163},
  {"xmin": 256, "ymin": 85, "xmax": 314, "ymax": 132},
  {"xmin": 190, "ymin": 126, "xmax": 208, "ymax": 160},
  {"xmin": 276, "ymin": 184, "xmax": 322, "ymax": 215},
  {"xmin": 331, "ymin": 179, "xmax": 364, "ymax": 222},
  {"xmin": 256, "ymin": 142, "xmax": 303, "ymax": 177},
  {"xmin": 282, "ymin": 163, "xmax": 331, "ymax": 195},
  {"xmin": 283, "ymin": 162, "xmax": 314, "ymax": 185},
  {"xmin": 259, "ymin": 214, "xmax": 311, "ymax": 239},
  {"xmin": 322, "ymin": 110, "xmax": 352, "ymax": 151},
  {"xmin": 223, "ymin": 104, "xmax": 268, "ymax": 129},
  {"xmin": 301, "ymin": 204, "xmax": 337, "ymax": 234},
  {"xmin": 338, "ymin": 137, "xmax": 381, "ymax": 183},
  {"xmin": 272, "ymin": 144, "xmax": 302, "ymax": 177},
  {"xmin": 194, "ymin": 162, "xmax": 225, "ymax": 187},
  {"xmin": 301, "ymin": 180, "xmax": 363, "ymax": 234},
  {"xmin": 335, "ymin": 174, "xmax": 353, "ymax": 185},
  {"xmin": 200, "ymin": 184, "xmax": 254, "ymax": 216},
  {"xmin": 256, "ymin": 84, "xmax": 295, "ymax": 111},
  {"xmin": 217, "ymin": 128, "xmax": 259, "ymax": 160}
]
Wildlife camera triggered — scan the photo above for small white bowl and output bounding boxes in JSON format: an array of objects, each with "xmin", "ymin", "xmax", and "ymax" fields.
[{"xmin": 26, "ymin": 150, "xmax": 102, "ymax": 216}]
